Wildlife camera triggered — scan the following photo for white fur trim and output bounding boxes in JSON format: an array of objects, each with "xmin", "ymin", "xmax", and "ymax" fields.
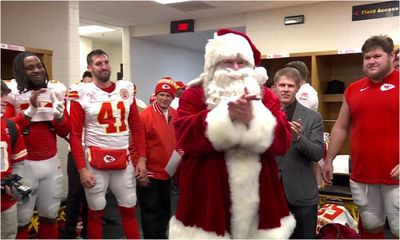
[
  {"xmin": 225, "ymin": 149, "xmax": 261, "ymax": 238},
  {"xmin": 187, "ymin": 76, "xmax": 204, "ymax": 87},
  {"xmin": 205, "ymin": 101, "xmax": 245, "ymax": 151},
  {"xmin": 254, "ymin": 66, "xmax": 269, "ymax": 84},
  {"xmin": 169, "ymin": 216, "xmax": 230, "ymax": 239},
  {"xmin": 240, "ymin": 100, "xmax": 277, "ymax": 153},
  {"xmin": 205, "ymin": 33, "xmax": 254, "ymax": 72},
  {"xmin": 248, "ymin": 214, "xmax": 297, "ymax": 239}
]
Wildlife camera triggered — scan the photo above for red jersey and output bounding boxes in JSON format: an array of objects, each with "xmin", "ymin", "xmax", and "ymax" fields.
[
  {"xmin": 344, "ymin": 69, "xmax": 399, "ymax": 184},
  {"xmin": 139, "ymin": 102, "xmax": 177, "ymax": 180},
  {"xmin": 1, "ymin": 117, "xmax": 27, "ymax": 211}
]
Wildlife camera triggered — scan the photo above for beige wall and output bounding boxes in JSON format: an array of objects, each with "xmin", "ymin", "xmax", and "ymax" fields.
[
  {"xmin": 80, "ymin": 36, "xmax": 93, "ymax": 77},
  {"xmin": 1, "ymin": 1, "xmax": 81, "ymax": 85},
  {"xmin": 131, "ymin": 1, "xmax": 399, "ymax": 55},
  {"xmin": 247, "ymin": 1, "xmax": 399, "ymax": 54}
]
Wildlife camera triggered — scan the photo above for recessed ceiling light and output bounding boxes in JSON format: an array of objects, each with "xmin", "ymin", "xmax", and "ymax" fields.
[
  {"xmin": 154, "ymin": 0, "xmax": 190, "ymax": 4},
  {"xmin": 79, "ymin": 25, "xmax": 115, "ymax": 35}
]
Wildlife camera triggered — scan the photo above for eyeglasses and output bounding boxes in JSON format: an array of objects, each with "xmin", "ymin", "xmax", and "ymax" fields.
[{"xmin": 217, "ymin": 58, "xmax": 249, "ymax": 69}]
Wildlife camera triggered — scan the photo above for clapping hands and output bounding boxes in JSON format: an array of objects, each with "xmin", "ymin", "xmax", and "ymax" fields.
[{"xmin": 228, "ymin": 87, "xmax": 259, "ymax": 125}]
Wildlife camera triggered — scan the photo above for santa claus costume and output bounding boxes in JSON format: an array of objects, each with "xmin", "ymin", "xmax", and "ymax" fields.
[{"xmin": 169, "ymin": 29, "xmax": 296, "ymax": 239}]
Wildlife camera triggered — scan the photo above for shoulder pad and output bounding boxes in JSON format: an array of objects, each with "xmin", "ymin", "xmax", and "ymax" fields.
[{"xmin": 67, "ymin": 82, "xmax": 86, "ymax": 100}]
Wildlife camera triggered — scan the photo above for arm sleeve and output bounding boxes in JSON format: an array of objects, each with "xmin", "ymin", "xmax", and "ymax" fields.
[
  {"xmin": 9, "ymin": 112, "xmax": 30, "ymax": 131},
  {"xmin": 128, "ymin": 98, "xmax": 146, "ymax": 163},
  {"xmin": 3, "ymin": 102, "xmax": 15, "ymax": 118},
  {"xmin": 69, "ymin": 101, "xmax": 86, "ymax": 170},
  {"xmin": 174, "ymin": 87, "xmax": 218, "ymax": 155},
  {"xmin": 5, "ymin": 102, "xmax": 30, "ymax": 130},
  {"xmin": 262, "ymin": 87, "xmax": 292, "ymax": 156},
  {"xmin": 295, "ymin": 112, "xmax": 325, "ymax": 162}
]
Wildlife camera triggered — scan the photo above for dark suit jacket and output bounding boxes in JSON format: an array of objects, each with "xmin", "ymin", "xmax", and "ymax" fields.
[{"xmin": 276, "ymin": 102, "xmax": 324, "ymax": 207}]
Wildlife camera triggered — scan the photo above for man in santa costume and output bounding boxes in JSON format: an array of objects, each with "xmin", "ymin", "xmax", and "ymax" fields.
[{"xmin": 169, "ymin": 29, "xmax": 296, "ymax": 239}]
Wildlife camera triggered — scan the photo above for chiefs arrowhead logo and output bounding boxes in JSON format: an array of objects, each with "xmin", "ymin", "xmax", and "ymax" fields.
[
  {"xmin": 380, "ymin": 84, "xmax": 395, "ymax": 92},
  {"xmin": 162, "ymin": 84, "xmax": 171, "ymax": 90},
  {"xmin": 104, "ymin": 155, "xmax": 116, "ymax": 163}
]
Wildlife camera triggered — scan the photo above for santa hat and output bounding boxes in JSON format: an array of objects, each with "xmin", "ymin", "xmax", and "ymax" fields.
[
  {"xmin": 176, "ymin": 81, "xmax": 186, "ymax": 90},
  {"xmin": 204, "ymin": 28, "xmax": 261, "ymax": 72},
  {"xmin": 154, "ymin": 77, "xmax": 177, "ymax": 97}
]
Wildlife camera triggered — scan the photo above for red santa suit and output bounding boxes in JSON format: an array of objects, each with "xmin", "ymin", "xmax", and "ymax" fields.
[{"xmin": 169, "ymin": 29, "xmax": 296, "ymax": 239}]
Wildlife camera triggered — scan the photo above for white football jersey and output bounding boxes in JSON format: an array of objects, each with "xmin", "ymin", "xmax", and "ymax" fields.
[
  {"xmin": 8, "ymin": 80, "xmax": 67, "ymax": 122},
  {"xmin": 70, "ymin": 81, "xmax": 135, "ymax": 149},
  {"xmin": 317, "ymin": 203, "xmax": 358, "ymax": 235}
]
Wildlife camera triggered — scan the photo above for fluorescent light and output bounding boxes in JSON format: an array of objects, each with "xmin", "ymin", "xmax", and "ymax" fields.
[
  {"xmin": 79, "ymin": 25, "xmax": 115, "ymax": 35},
  {"xmin": 285, "ymin": 20, "xmax": 298, "ymax": 24},
  {"xmin": 154, "ymin": 0, "xmax": 190, "ymax": 4}
]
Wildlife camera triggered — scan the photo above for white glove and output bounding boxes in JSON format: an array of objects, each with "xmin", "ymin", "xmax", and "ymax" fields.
[
  {"xmin": 53, "ymin": 100, "xmax": 64, "ymax": 119},
  {"xmin": 50, "ymin": 91, "xmax": 64, "ymax": 120},
  {"xmin": 24, "ymin": 105, "xmax": 37, "ymax": 118}
]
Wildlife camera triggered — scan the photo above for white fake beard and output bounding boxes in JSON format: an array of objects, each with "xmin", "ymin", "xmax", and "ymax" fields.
[{"xmin": 204, "ymin": 67, "xmax": 262, "ymax": 109}]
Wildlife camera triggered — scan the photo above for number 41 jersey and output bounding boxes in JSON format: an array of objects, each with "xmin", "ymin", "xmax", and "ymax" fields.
[{"xmin": 69, "ymin": 81, "xmax": 135, "ymax": 149}]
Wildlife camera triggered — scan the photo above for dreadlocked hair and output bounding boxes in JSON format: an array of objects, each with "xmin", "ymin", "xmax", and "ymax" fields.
[{"xmin": 12, "ymin": 51, "xmax": 49, "ymax": 93}]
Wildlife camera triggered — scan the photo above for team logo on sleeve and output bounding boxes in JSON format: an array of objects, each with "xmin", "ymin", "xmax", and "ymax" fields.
[
  {"xmin": 67, "ymin": 91, "xmax": 79, "ymax": 100},
  {"xmin": 120, "ymin": 89, "xmax": 129, "ymax": 100}
]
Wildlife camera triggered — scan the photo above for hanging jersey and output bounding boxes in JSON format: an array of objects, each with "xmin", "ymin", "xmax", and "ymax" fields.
[
  {"xmin": 317, "ymin": 203, "xmax": 358, "ymax": 235},
  {"xmin": 7, "ymin": 80, "xmax": 67, "ymax": 122},
  {"xmin": 345, "ymin": 69, "xmax": 399, "ymax": 184},
  {"xmin": 296, "ymin": 83, "xmax": 318, "ymax": 111},
  {"xmin": 70, "ymin": 81, "xmax": 135, "ymax": 149}
]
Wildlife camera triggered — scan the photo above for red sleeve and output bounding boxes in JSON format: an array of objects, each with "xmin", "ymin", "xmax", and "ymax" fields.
[
  {"xmin": 12, "ymin": 124, "xmax": 27, "ymax": 163},
  {"xmin": 173, "ymin": 86, "xmax": 216, "ymax": 154},
  {"xmin": 4, "ymin": 103, "xmax": 29, "ymax": 128},
  {"xmin": 52, "ymin": 104, "xmax": 70, "ymax": 138},
  {"xmin": 3, "ymin": 102, "xmax": 15, "ymax": 118},
  {"xmin": 9, "ymin": 112, "xmax": 30, "ymax": 131},
  {"xmin": 261, "ymin": 87, "xmax": 292, "ymax": 155},
  {"xmin": 128, "ymin": 98, "xmax": 146, "ymax": 164},
  {"xmin": 69, "ymin": 101, "xmax": 86, "ymax": 170}
]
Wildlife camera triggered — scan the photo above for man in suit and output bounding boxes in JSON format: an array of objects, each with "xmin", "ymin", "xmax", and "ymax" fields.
[{"xmin": 272, "ymin": 67, "xmax": 324, "ymax": 239}]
